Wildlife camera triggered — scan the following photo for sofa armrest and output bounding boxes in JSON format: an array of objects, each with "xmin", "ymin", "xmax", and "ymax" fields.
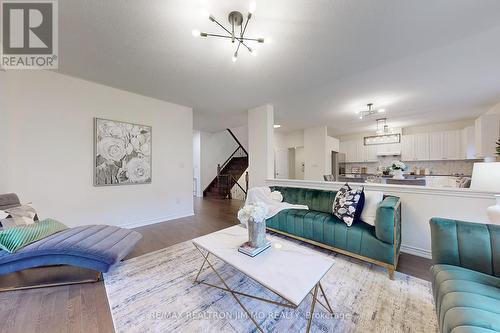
[
  {"xmin": 430, "ymin": 218, "xmax": 500, "ymax": 277},
  {"xmin": 375, "ymin": 196, "xmax": 401, "ymax": 245}
]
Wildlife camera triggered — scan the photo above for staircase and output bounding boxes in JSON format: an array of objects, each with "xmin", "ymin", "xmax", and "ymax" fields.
[{"xmin": 203, "ymin": 129, "xmax": 249, "ymax": 199}]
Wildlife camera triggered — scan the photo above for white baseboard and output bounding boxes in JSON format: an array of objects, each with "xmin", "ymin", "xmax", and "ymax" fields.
[
  {"xmin": 118, "ymin": 210, "xmax": 195, "ymax": 229},
  {"xmin": 401, "ymin": 244, "xmax": 432, "ymax": 259}
]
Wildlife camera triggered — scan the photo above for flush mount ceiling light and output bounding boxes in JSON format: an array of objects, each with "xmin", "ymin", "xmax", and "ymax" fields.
[
  {"xmin": 355, "ymin": 103, "xmax": 386, "ymax": 119},
  {"xmin": 192, "ymin": 2, "xmax": 270, "ymax": 62}
]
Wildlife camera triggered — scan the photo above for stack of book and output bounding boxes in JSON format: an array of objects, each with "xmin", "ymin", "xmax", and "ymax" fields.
[{"xmin": 238, "ymin": 240, "xmax": 271, "ymax": 257}]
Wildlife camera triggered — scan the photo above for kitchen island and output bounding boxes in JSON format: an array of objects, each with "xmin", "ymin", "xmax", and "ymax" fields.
[{"xmin": 338, "ymin": 173, "xmax": 471, "ymax": 188}]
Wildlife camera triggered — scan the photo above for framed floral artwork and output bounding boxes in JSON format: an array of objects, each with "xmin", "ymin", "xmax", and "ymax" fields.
[{"xmin": 94, "ymin": 118, "xmax": 152, "ymax": 186}]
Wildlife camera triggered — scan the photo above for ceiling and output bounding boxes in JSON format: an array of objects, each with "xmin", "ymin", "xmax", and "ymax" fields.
[{"xmin": 58, "ymin": 0, "xmax": 500, "ymax": 134}]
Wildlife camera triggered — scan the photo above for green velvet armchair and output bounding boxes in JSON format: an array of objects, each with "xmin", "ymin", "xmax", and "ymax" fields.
[{"xmin": 430, "ymin": 218, "xmax": 500, "ymax": 333}]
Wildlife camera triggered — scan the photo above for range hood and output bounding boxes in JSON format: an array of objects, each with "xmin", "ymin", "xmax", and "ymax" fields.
[{"xmin": 376, "ymin": 151, "xmax": 401, "ymax": 157}]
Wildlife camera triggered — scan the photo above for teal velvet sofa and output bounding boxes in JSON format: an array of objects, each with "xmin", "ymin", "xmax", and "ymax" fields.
[
  {"xmin": 430, "ymin": 218, "xmax": 500, "ymax": 333},
  {"xmin": 266, "ymin": 186, "xmax": 401, "ymax": 279}
]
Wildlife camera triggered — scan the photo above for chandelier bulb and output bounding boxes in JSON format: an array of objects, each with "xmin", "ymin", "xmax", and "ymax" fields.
[
  {"xmin": 249, "ymin": 1, "xmax": 256, "ymax": 14},
  {"xmin": 232, "ymin": 52, "xmax": 238, "ymax": 62},
  {"xmin": 192, "ymin": 29, "xmax": 201, "ymax": 38}
]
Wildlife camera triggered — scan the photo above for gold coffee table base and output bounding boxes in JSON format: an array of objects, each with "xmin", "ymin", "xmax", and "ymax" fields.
[{"xmin": 193, "ymin": 244, "xmax": 334, "ymax": 333}]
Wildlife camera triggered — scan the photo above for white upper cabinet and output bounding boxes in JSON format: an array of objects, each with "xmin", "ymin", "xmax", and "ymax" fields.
[
  {"xmin": 428, "ymin": 130, "xmax": 463, "ymax": 160},
  {"xmin": 461, "ymin": 126, "xmax": 476, "ymax": 159},
  {"xmin": 340, "ymin": 140, "xmax": 359, "ymax": 162},
  {"xmin": 429, "ymin": 132, "xmax": 444, "ymax": 160},
  {"xmin": 364, "ymin": 144, "xmax": 379, "ymax": 162},
  {"xmin": 402, "ymin": 133, "xmax": 430, "ymax": 161},
  {"xmin": 443, "ymin": 130, "xmax": 462, "ymax": 160},
  {"xmin": 475, "ymin": 114, "xmax": 500, "ymax": 158},
  {"xmin": 401, "ymin": 134, "xmax": 415, "ymax": 161},
  {"xmin": 342, "ymin": 127, "xmax": 473, "ymax": 163},
  {"xmin": 415, "ymin": 133, "xmax": 430, "ymax": 161}
]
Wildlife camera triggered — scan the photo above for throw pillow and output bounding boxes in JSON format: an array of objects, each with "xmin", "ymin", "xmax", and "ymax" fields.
[
  {"xmin": 360, "ymin": 191, "xmax": 384, "ymax": 226},
  {"xmin": 0, "ymin": 218, "xmax": 67, "ymax": 253},
  {"xmin": 269, "ymin": 191, "xmax": 283, "ymax": 202},
  {"xmin": 332, "ymin": 183, "xmax": 365, "ymax": 226},
  {"xmin": 3, "ymin": 205, "xmax": 38, "ymax": 227}
]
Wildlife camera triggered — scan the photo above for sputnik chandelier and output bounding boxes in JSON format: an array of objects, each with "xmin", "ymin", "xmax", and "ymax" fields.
[{"xmin": 192, "ymin": 2, "xmax": 270, "ymax": 62}]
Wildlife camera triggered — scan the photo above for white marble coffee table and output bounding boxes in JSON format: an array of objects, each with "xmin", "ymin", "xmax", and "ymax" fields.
[{"xmin": 192, "ymin": 225, "xmax": 335, "ymax": 333}]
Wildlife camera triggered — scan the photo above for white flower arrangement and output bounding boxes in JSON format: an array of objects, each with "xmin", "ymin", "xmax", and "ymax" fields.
[
  {"xmin": 391, "ymin": 160, "xmax": 406, "ymax": 171},
  {"xmin": 237, "ymin": 203, "xmax": 268, "ymax": 225}
]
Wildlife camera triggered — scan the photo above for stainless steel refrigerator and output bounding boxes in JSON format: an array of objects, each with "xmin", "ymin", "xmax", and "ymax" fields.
[{"xmin": 331, "ymin": 151, "xmax": 346, "ymax": 181}]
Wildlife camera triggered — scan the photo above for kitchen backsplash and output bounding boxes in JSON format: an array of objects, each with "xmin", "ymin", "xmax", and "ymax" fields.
[{"xmin": 342, "ymin": 158, "xmax": 475, "ymax": 176}]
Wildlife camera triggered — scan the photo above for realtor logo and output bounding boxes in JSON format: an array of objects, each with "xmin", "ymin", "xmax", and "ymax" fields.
[{"xmin": 1, "ymin": 1, "xmax": 58, "ymax": 69}]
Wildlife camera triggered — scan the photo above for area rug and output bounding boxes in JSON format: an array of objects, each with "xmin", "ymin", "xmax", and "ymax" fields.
[{"xmin": 103, "ymin": 235, "xmax": 438, "ymax": 333}]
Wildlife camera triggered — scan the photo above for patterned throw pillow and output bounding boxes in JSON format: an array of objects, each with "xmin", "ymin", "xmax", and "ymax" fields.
[
  {"xmin": 332, "ymin": 183, "xmax": 365, "ymax": 226},
  {"xmin": 0, "ymin": 205, "xmax": 38, "ymax": 231}
]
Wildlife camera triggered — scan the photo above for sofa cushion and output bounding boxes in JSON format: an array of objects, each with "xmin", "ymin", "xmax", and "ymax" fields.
[
  {"xmin": 266, "ymin": 209, "xmax": 396, "ymax": 264},
  {"xmin": 430, "ymin": 218, "xmax": 500, "ymax": 278},
  {"xmin": 270, "ymin": 187, "xmax": 337, "ymax": 214},
  {"xmin": 440, "ymin": 295, "xmax": 500, "ymax": 333},
  {"xmin": 0, "ymin": 225, "xmax": 142, "ymax": 270},
  {"xmin": 451, "ymin": 327, "xmax": 500, "ymax": 333},
  {"xmin": 360, "ymin": 191, "xmax": 384, "ymax": 226},
  {"xmin": 432, "ymin": 264, "xmax": 500, "ymax": 333}
]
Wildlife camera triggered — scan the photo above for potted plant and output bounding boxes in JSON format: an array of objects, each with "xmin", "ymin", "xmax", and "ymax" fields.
[
  {"xmin": 391, "ymin": 160, "xmax": 406, "ymax": 180},
  {"xmin": 237, "ymin": 203, "xmax": 268, "ymax": 248},
  {"xmin": 496, "ymin": 139, "xmax": 500, "ymax": 157}
]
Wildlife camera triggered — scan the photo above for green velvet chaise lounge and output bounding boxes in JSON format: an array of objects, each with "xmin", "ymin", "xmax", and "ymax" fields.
[
  {"xmin": 266, "ymin": 186, "xmax": 401, "ymax": 279},
  {"xmin": 430, "ymin": 218, "xmax": 500, "ymax": 333}
]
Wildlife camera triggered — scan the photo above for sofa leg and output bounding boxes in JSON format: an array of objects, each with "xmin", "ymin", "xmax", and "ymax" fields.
[{"xmin": 388, "ymin": 267, "xmax": 395, "ymax": 280}]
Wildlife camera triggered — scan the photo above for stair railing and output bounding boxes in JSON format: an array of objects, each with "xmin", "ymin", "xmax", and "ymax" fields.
[{"xmin": 204, "ymin": 129, "xmax": 249, "ymax": 198}]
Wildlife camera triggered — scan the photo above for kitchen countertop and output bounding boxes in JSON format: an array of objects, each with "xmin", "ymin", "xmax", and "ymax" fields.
[{"xmin": 340, "ymin": 173, "xmax": 471, "ymax": 177}]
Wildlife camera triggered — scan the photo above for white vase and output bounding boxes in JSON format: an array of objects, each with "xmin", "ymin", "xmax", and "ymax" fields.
[
  {"xmin": 486, "ymin": 194, "xmax": 500, "ymax": 225},
  {"xmin": 392, "ymin": 169, "xmax": 404, "ymax": 180}
]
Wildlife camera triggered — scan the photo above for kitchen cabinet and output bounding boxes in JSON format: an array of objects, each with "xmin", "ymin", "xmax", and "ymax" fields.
[
  {"xmin": 429, "ymin": 132, "xmax": 444, "ymax": 160},
  {"xmin": 340, "ymin": 139, "xmax": 382, "ymax": 162},
  {"xmin": 364, "ymin": 145, "xmax": 379, "ymax": 162},
  {"xmin": 340, "ymin": 140, "xmax": 359, "ymax": 162},
  {"xmin": 401, "ymin": 134, "xmax": 415, "ymax": 161},
  {"xmin": 402, "ymin": 133, "xmax": 429, "ymax": 161},
  {"xmin": 461, "ymin": 126, "xmax": 476, "ymax": 159},
  {"xmin": 475, "ymin": 114, "xmax": 500, "ymax": 158},
  {"xmin": 415, "ymin": 133, "xmax": 430, "ymax": 160},
  {"xmin": 342, "ymin": 127, "xmax": 472, "ymax": 163},
  {"xmin": 443, "ymin": 130, "xmax": 462, "ymax": 160},
  {"xmin": 428, "ymin": 130, "xmax": 462, "ymax": 160}
]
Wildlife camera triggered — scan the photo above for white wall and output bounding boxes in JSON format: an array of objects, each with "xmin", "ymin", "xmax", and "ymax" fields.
[
  {"xmin": 4, "ymin": 71, "xmax": 193, "ymax": 228},
  {"xmin": 274, "ymin": 130, "xmax": 304, "ymax": 149},
  {"xmin": 248, "ymin": 105, "xmax": 274, "ymax": 187},
  {"xmin": 0, "ymin": 72, "xmax": 8, "ymax": 192},
  {"xmin": 325, "ymin": 136, "xmax": 340, "ymax": 174},
  {"xmin": 193, "ymin": 131, "xmax": 202, "ymax": 197},
  {"xmin": 402, "ymin": 119, "xmax": 475, "ymax": 135},
  {"xmin": 486, "ymin": 101, "xmax": 500, "ymax": 116},
  {"xmin": 304, "ymin": 126, "xmax": 328, "ymax": 181}
]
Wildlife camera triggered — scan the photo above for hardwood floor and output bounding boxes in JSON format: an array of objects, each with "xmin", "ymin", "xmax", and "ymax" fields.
[{"xmin": 0, "ymin": 197, "xmax": 431, "ymax": 333}]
